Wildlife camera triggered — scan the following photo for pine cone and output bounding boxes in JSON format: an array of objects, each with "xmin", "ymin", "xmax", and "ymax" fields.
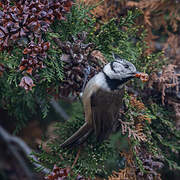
[
  {"xmin": 45, "ymin": 165, "xmax": 70, "ymax": 180},
  {"xmin": 19, "ymin": 76, "xmax": 35, "ymax": 91},
  {"xmin": 0, "ymin": 0, "xmax": 73, "ymax": 50},
  {"xmin": 54, "ymin": 32, "xmax": 102, "ymax": 96},
  {"xmin": 19, "ymin": 41, "xmax": 50, "ymax": 75}
]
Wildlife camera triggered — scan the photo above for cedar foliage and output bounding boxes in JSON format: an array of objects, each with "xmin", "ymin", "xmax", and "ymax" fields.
[
  {"xmin": 0, "ymin": 0, "xmax": 179, "ymax": 179},
  {"xmin": 34, "ymin": 2, "xmax": 179, "ymax": 180}
]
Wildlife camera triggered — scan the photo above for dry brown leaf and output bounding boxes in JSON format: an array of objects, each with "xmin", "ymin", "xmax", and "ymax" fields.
[{"xmin": 91, "ymin": 50, "xmax": 108, "ymax": 65}]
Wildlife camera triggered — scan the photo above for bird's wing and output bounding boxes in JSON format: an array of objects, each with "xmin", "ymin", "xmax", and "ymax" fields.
[{"xmin": 90, "ymin": 88, "xmax": 124, "ymax": 142}]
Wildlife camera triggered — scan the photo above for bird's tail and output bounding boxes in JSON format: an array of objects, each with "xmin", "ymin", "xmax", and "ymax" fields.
[{"xmin": 60, "ymin": 123, "xmax": 93, "ymax": 148}]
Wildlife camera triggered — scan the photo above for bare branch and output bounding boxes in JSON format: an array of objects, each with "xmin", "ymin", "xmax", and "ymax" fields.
[{"xmin": 0, "ymin": 126, "xmax": 50, "ymax": 175}]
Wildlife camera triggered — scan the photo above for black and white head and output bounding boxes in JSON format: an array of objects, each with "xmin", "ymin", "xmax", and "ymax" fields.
[{"xmin": 103, "ymin": 54, "xmax": 137, "ymax": 81}]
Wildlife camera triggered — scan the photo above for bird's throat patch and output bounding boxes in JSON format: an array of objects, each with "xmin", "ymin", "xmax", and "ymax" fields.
[{"xmin": 103, "ymin": 72, "xmax": 132, "ymax": 91}]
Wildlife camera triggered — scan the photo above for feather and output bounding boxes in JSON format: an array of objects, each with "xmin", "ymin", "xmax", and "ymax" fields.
[
  {"xmin": 90, "ymin": 88, "xmax": 124, "ymax": 141},
  {"xmin": 60, "ymin": 123, "xmax": 93, "ymax": 148}
]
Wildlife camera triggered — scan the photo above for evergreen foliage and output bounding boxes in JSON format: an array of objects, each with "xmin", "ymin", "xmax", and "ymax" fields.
[
  {"xmin": 32, "ymin": 2, "xmax": 179, "ymax": 179},
  {"xmin": 0, "ymin": 1, "xmax": 179, "ymax": 179},
  {"xmin": 34, "ymin": 102, "xmax": 114, "ymax": 179}
]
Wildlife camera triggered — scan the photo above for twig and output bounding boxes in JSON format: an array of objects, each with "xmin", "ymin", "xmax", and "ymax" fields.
[
  {"xmin": 50, "ymin": 98, "xmax": 69, "ymax": 121},
  {"xmin": 71, "ymin": 148, "xmax": 81, "ymax": 169},
  {"xmin": 59, "ymin": 154, "xmax": 65, "ymax": 161}
]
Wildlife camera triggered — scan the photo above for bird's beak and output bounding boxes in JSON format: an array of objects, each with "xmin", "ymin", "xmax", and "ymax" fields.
[{"xmin": 134, "ymin": 72, "xmax": 149, "ymax": 82}]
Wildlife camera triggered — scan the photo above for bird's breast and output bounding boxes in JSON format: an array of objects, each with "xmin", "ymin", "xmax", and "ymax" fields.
[
  {"xmin": 82, "ymin": 72, "xmax": 110, "ymax": 125},
  {"xmin": 82, "ymin": 72, "xmax": 125, "ymax": 126}
]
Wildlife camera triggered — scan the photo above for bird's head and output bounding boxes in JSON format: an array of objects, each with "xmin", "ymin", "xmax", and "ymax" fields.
[{"xmin": 103, "ymin": 54, "xmax": 148, "ymax": 82}]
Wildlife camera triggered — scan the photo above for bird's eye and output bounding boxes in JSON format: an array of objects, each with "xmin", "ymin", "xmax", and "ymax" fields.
[{"xmin": 124, "ymin": 64, "xmax": 129, "ymax": 69}]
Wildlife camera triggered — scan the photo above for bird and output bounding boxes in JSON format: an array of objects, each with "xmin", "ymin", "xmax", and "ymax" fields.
[{"xmin": 60, "ymin": 54, "xmax": 148, "ymax": 148}]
